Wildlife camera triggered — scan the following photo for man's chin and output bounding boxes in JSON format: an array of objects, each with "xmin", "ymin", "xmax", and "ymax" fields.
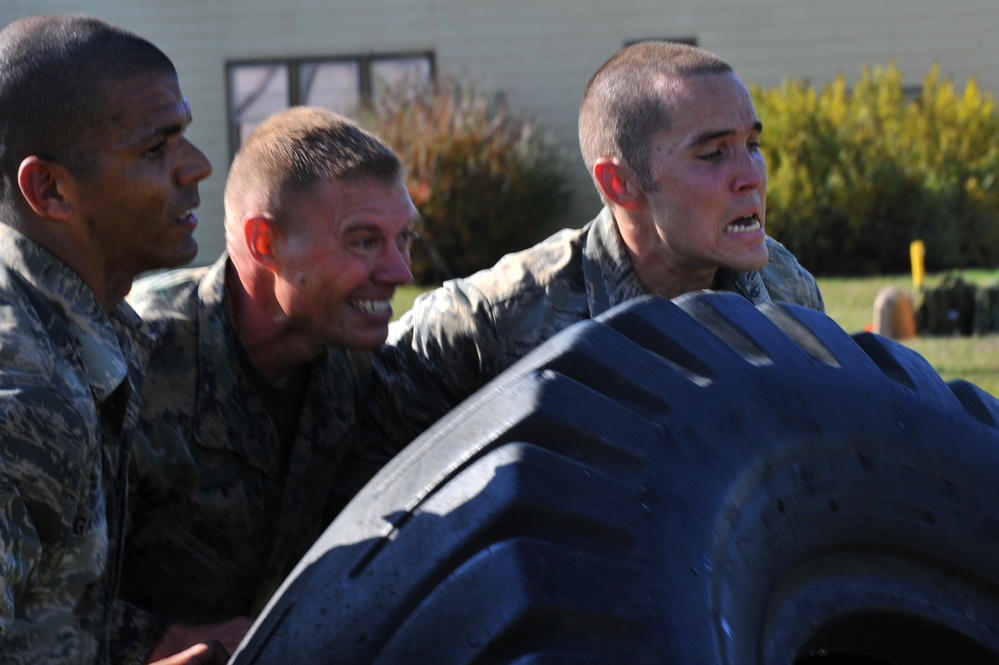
[
  {"xmin": 158, "ymin": 239, "xmax": 200, "ymax": 270},
  {"xmin": 728, "ymin": 246, "xmax": 770, "ymax": 273},
  {"xmin": 341, "ymin": 326, "xmax": 390, "ymax": 351},
  {"xmin": 135, "ymin": 247, "xmax": 198, "ymax": 279}
]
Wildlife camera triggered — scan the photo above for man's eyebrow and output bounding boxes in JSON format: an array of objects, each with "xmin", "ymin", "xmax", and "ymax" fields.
[
  {"xmin": 150, "ymin": 123, "xmax": 184, "ymax": 142},
  {"xmin": 135, "ymin": 104, "xmax": 193, "ymax": 145},
  {"xmin": 690, "ymin": 121, "xmax": 764, "ymax": 147},
  {"xmin": 340, "ymin": 220, "xmax": 391, "ymax": 237},
  {"xmin": 345, "ymin": 221, "xmax": 378, "ymax": 232},
  {"xmin": 345, "ymin": 215, "xmax": 420, "ymax": 231}
]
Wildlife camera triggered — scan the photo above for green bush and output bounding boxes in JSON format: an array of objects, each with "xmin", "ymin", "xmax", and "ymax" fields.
[
  {"xmin": 754, "ymin": 63, "xmax": 999, "ymax": 276},
  {"xmin": 358, "ymin": 76, "xmax": 570, "ymax": 284}
]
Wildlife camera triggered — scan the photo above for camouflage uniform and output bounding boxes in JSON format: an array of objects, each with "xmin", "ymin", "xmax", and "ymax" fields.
[
  {"xmin": 368, "ymin": 206, "xmax": 824, "ymax": 445},
  {"xmin": 0, "ymin": 226, "xmax": 147, "ymax": 664},
  {"xmin": 120, "ymin": 255, "xmax": 372, "ymax": 639}
]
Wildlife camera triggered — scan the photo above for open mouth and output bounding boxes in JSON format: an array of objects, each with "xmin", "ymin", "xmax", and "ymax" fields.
[
  {"xmin": 176, "ymin": 209, "xmax": 198, "ymax": 227},
  {"xmin": 349, "ymin": 299, "xmax": 393, "ymax": 314},
  {"xmin": 725, "ymin": 214, "xmax": 761, "ymax": 234}
]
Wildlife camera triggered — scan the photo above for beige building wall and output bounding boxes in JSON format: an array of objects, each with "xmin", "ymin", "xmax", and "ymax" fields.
[{"xmin": 4, "ymin": 0, "xmax": 998, "ymax": 265}]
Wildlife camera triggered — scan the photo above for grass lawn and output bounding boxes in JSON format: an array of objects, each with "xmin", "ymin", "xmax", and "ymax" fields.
[
  {"xmin": 393, "ymin": 271, "xmax": 999, "ymax": 398},
  {"xmin": 391, "ymin": 285, "xmax": 428, "ymax": 321},
  {"xmin": 818, "ymin": 271, "xmax": 999, "ymax": 398}
]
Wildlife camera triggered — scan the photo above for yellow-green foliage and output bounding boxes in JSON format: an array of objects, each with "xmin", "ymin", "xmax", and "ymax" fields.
[
  {"xmin": 754, "ymin": 63, "xmax": 999, "ymax": 276},
  {"xmin": 359, "ymin": 76, "xmax": 570, "ymax": 284}
]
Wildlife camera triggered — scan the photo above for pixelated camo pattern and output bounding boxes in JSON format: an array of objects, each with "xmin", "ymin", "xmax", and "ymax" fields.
[
  {"xmin": 366, "ymin": 206, "xmax": 824, "ymax": 450},
  {"xmin": 0, "ymin": 227, "xmax": 146, "ymax": 664},
  {"xmin": 121, "ymin": 255, "xmax": 373, "ymax": 632}
]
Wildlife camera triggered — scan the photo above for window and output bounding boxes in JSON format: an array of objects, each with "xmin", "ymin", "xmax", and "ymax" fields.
[{"xmin": 227, "ymin": 52, "xmax": 434, "ymax": 155}]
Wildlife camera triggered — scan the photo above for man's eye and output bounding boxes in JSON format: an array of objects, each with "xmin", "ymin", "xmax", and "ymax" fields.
[
  {"xmin": 698, "ymin": 149, "xmax": 723, "ymax": 162},
  {"xmin": 399, "ymin": 229, "xmax": 419, "ymax": 248},
  {"xmin": 144, "ymin": 142, "xmax": 166, "ymax": 159},
  {"xmin": 352, "ymin": 236, "xmax": 379, "ymax": 251}
]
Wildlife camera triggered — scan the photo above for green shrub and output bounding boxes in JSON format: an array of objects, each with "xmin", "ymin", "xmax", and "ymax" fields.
[
  {"xmin": 754, "ymin": 63, "xmax": 999, "ymax": 276},
  {"xmin": 358, "ymin": 76, "xmax": 570, "ymax": 284}
]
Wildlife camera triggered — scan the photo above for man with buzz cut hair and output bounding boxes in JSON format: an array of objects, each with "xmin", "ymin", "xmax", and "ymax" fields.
[
  {"xmin": 0, "ymin": 12, "xmax": 216, "ymax": 665},
  {"xmin": 121, "ymin": 105, "xmax": 418, "ymax": 660},
  {"xmin": 360, "ymin": 40, "xmax": 824, "ymax": 452}
]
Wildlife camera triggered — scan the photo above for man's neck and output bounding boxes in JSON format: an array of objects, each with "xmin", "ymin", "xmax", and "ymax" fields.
[
  {"xmin": 225, "ymin": 261, "xmax": 319, "ymax": 389},
  {"xmin": 614, "ymin": 211, "xmax": 717, "ymax": 300},
  {"xmin": 14, "ymin": 220, "xmax": 129, "ymax": 313}
]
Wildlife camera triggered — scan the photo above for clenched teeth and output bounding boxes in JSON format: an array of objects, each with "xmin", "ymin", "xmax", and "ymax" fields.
[
  {"xmin": 350, "ymin": 299, "xmax": 392, "ymax": 314},
  {"xmin": 726, "ymin": 215, "xmax": 761, "ymax": 234}
]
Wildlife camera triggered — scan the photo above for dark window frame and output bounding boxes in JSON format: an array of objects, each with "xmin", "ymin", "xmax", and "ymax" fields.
[{"xmin": 226, "ymin": 51, "xmax": 435, "ymax": 157}]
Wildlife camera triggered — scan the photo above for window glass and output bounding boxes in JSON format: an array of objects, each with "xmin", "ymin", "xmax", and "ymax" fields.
[
  {"xmin": 300, "ymin": 61, "xmax": 362, "ymax": 114},
  {"xmin": 227, "ymin": 53, "xmax": 432, "ymax": 155},
  {"xmin": 231, "ymin": 64, "xmax": 290, "ymax": 144},
  {"xmin": 372, "ymin": 56, "xmax": 433, "ymax": 103}
]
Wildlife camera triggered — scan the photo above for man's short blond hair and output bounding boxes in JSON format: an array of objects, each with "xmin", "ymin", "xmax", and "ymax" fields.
[{"xmin": 224, "ymin": 106, "xmax": 403, "ymax": 228}]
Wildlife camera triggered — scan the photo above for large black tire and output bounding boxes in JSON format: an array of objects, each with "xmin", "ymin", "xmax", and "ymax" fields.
[{"xmin": 231, "ymin": 292, "xmax": 999, "ymax": 664}]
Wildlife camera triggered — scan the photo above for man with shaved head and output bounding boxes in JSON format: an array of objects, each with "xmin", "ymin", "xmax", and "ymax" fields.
[
  {"xmin": 363, "ymin": 41, "xmax": 824, "ymax": 449},
  {"xmin": 0, "ymin": 12, "xmax": 214, "ymax": 665}
]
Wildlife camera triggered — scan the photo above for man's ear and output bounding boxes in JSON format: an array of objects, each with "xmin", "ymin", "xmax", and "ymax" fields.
[
  {"xmin": 593, "ymin": 158, "xmax": 643, "ymax": 210},
  {"xmin": 244, "ymin": 216, "xmax": 280, "ymax": 275},
  {"xmin": 17, "ymin": 156, "xmax": 75, "ymax": 220}
]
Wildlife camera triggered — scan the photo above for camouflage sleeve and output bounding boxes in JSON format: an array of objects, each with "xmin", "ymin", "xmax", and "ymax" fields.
[
  {"xmin": 107, "ymin": 599, "xmax": 172, "ymax": 665},
  {"xmin": 358, "ymin": 280, "xmax": 504, "ymax": 466},
  {"xmin": 0, "ymin": 472, "xmax": 41, "ymax": 640},
  {"xmin": 0, "ymin": 388, "xmax": 89, "ymax": 654},
  {"xmin": 0, "ymin": 390, "xmax": 173, "ymax": 664},
  {"xmin": 761, "ymin": 237, "xmax": 826, "ymax": 312}
]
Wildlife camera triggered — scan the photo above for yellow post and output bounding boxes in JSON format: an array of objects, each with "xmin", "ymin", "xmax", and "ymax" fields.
[{"xmin": 910, "ymin": 240, "xmax": 925, "ymax": 289}]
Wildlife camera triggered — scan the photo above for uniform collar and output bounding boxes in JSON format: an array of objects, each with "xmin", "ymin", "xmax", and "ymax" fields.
[
  {"xmin": 580, "ymin": 206, "xmax": 772, "ymax": 317},
  {"xmin": 0, "ymin": 225, "xmax": 144, "ymax": 401},
  {"xmin": 581, "ymin": 206, "xmax": 652, "ymax": 318},
  {"xmin": 714, "ymin": 266, "xmax": 772, "ymax": 305},
  {"xmin": 191, "ymin": 254, "xmax": 365, "ymax": 478},
  {"xmin": 191, "ymin": 253, "xmax": 284, "ymax": 473}
]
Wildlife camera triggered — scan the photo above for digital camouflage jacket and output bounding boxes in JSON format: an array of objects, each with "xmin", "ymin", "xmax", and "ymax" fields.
[
  {"xmin": 119, "ymin": 255, "xmax": 372, "ymax": 651},
  {"xmin": 0, "ymin": 226, "xmax": 147, "ymax": 664},
  {"xmin": 366, "ymin": 206, "xmax": 825, "ymax": 448}
]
